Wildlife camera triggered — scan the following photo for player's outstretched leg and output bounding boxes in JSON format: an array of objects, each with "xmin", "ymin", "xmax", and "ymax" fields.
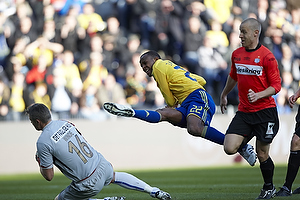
[
  {"xmin": 103, "ymin": 103, "xmax": 161, "ymax": 123},
  {"xmin": 238, "ymin": 144, "xmax": 257, "ymax": 166},
  {"xmin": 113, "ymin": 172, "xmax": 171, "ymax": 200}
]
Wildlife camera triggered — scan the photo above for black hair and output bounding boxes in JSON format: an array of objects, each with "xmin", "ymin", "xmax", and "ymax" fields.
[
  {"xmin": 26, "ymin": 103, "xmax": 52, "ymax": 123},
  {"xmin": 140, "ymin": 50, "xmax": 161, "ymax": 60}
]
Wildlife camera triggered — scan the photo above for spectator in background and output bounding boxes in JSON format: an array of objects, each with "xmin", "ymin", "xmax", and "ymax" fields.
[
  {"xmin": 182, "ymin": 15, "xmax": 206, "ymax": 73},
  {"xmin": 24, "ymin": 36, "xmax": 64, "ymax": 70},
  {"xmin": 97, "ymin": 73, "xmax": 127, "ymax": 111},
  {"xmin": 26, "ymin": 54, "xmax": 48, "ymax": 90},
  {"xmin": 257, "ymin": 0, "xmax": 271, "ymax": 42},
  {"xmin": 0, "ymin": 76, "xmax": 10, "ymax": 120},
  {"xmin": 48, "ymin": 67, "xmax": 77, "ymax": 119},
  {"xmin": 204, "ymin": 0, "xmax": 233, "ymax": 36},
  {"xmin": 0, "ymin": 12, "xmax": 11, "ymax": 68},
  {"xmin": 197, "ymin": 34, "xmax": 228, "ymax": 105},
  {"xmin": 102, "ymin": 16, "xmax": 127, "ymax": 65},
  {"xmin": 57, "ymin": 50, "xmax": 82, "ymax": 94},
  {"xmin": 8, "ymin": 72, "xmax": 28, "ymax": 121},
  {"xmin": 290, "ymin": 30, "xmax": 300, "ymax": 60},
  {"xmin": 155, "ymin": 0, "xmax": 184, "ymax": 62},
  {"xmin": 27, "ymin": 81, "xmax": 51, "ymax": 110},
  {"xmin": 206, "ymin": 19, "xmax": 229, "ymax": 55},
  {"xmin": 79, "ymin": 83, "xmax": 107, "ymax": 121},
  {"xmin": 60, "ymin": 14, "xmax": 83, "ymax": 59},
  {"xmin": 77, "ymin": 3, "xmax": 106, "ymax": 35},
  {"xmin": 119, "ymin": 34, "xmax": 144, "ymax": 82},
  {"xmin": 232, "ymin": 0, "xmax": 258, "ymax": 20},
  {"xmin": 80, "ymin": 51, "xmax": 108, "ymax": 92},
  {"xmin": 6, "ymin": 52, "xmax": 28, "ymax": 81},
  {"xmin": 42, "ymin": 19, "xmax": 61, "ymax": 44}
]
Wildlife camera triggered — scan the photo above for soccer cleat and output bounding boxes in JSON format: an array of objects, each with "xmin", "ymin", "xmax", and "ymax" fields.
[
  {"xmin": 238, "ymin": 144, "xmax": 257, "ymax": 166},
  {"xmin": 293, "ymin": 186, "xmax": 300, "ymax": 194},
  {"xmin": 275, "ymin": 186, "xmax": 292, "ymax": 196},
  {"xmin": 102, "ymin": 197, "xmax": 126, "ymax": 200},
  {"xmin": 103, "ymin": 103, "xmax": 135, "ymax": 117},
  {"xmin": 150, "ymin": 187, "xmax": 172, "ymax": 200},
  {"xmin": 256, "ymin": 186, "xmax": 276, "ymax": 199}
]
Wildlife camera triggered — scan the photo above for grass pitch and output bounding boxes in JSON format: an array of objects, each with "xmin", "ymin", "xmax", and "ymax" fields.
[{"xmin": 0, "ymin": 165, "xmax": 299, "ymax": 200}]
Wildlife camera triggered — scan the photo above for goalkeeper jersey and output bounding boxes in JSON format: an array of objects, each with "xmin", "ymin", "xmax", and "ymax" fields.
[
  {"xmin": 152, "ymin": 59, "xmax": 206, "ymax": 107},
  {"xmin": 230, "ymin": 44, "xmax": 281, "ymax": 113},
  {"xmin": 36, "ymin": 120, "xmax": 102, "ymax": 182}
]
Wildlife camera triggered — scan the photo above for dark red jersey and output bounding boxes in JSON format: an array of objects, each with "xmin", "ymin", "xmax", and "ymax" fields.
[{"xmin": 230, "ymin": 44, "xmax": 281, "ymax": 113}]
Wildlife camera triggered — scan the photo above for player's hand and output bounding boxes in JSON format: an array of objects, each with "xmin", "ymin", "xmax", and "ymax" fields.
[
  {"xmin": 289, "ymin": 95, "xmax": 298, "ymax": 108},
  {"xmin": 35, "ymin": 151, "xmax": 41, "ymax": 166},
  {"xmin": 220, "ymin": 96, "xmax": 228, "ymax": 114},
  {"xmin": 247, "ymin": 89, "xmax": 258, "ymax": 103}
]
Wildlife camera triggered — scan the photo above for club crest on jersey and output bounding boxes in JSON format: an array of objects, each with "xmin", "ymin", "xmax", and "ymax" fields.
[
  {"xmin": 235, "ymin": 64, "xmax": 263, "ymax": 76},
  {"xmin": 254, "ymin": 56, "xmax": 260, "ymax": 63}
]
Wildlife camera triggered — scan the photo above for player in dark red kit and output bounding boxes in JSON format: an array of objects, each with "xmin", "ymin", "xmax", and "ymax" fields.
[{"xmin": 220, "ymin": 18, "xmax": 281, "ymax": 199}]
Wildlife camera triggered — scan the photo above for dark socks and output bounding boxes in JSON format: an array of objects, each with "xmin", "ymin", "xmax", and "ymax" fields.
[
  {"xmin": 283, "ymin": 150, "xmax": 300, "ymax": 191},
  {"xmin": 260, "ymin": 157, "xmax": 274, "ymax": 190}
]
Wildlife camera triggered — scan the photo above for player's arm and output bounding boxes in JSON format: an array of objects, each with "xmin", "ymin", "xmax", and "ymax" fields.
[
  {"xmin": 220, "ymin": 75, "xmax": 237, "ymax": 113},
  {"xmin": 36, "ymin": 151, "xmax": 54, "ymax": 181},
  {"xmin": 153, "ymin": 68, "xmax": 177, "ymax": 107},
  {"xmin": 40, "ymin": 167, "xmax": 54, "ymax": 181}
]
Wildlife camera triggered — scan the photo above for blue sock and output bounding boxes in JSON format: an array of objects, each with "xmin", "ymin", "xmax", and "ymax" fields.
[
  {"xmin": 201, "ymin": 126, "xmax": 224, "ymax": 145},
  {"xmin": 133, "ymin": 110, "xmax": 161, "ymax": 123}
]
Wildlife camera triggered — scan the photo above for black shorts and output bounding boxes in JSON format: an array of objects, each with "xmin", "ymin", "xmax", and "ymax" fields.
[
  {"xmin": 226, "ymin": 107, "xmax": 279, "ymax": 143},
  {"xmin": 294, "ymin": 106, "xmax": 300, "ymax": 137}
]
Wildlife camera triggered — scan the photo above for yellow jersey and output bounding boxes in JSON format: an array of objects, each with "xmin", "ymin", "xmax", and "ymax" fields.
[{"xmin": 152, "ymin": 59, "xmax": 206, "ymax": 107}]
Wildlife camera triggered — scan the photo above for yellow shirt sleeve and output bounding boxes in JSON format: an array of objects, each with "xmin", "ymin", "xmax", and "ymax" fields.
[{"xmin": 152, "ymin": 60, "xmax": 206, "ymax": 107}]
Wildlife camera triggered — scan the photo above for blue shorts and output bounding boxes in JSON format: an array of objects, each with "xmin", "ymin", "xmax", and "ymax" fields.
[{"xmin": 176, "ymin": 89, "xmax": 216, "ymax": 128}]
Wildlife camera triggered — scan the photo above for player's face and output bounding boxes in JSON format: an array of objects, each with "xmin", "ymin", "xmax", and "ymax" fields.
[
  {"xmin": 140, "ymin": 55, "xmax": 155, "ymax": 77},
  {"xmin": 239, "ymin": 23, "xmax": 256, "ymax": 50}
]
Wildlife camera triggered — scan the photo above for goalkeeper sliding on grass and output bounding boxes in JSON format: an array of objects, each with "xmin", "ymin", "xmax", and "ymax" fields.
[
  {"xmin": 104, "ymin": 50, "xmax": 256, "ymax": 166},
  {"xmin": 26, "ymin": 103, "xmax": 171, "ymax": 200}
]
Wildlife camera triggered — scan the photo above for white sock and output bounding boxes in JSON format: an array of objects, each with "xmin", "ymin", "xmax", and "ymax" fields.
[{"xmin": 114, "ymin": 172, "xmax": 153, "ymax": 193}]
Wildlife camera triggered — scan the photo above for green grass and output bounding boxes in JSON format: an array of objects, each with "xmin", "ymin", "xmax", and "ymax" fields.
[{"xmin": 0, "ymin": 165, "xmax": 299, "ymax": 200}]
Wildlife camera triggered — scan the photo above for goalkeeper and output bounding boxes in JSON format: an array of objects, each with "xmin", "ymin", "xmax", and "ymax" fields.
[{"xmin": 26, "ymin": 103, "xmax": 171, "ymax": 200}]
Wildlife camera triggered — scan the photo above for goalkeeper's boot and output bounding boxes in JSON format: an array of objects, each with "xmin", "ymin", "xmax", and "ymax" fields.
[
  {"xmin": 150, "ymin": 187, "xmax": 172, "ymax": 200},
  {"xmin": 103, "ymin": 103, "xmax": 135, "ymax": 117},
  {"xmin": 90, "ymin": 197, "xmax": 126, "ymax": 200},
  {"xmin": 238, "ymin": 143, "xmax": 257, "ymax": 166}
]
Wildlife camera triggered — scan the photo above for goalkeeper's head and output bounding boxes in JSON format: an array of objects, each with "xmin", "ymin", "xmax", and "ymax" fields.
[{"xmin": 26, "ymin": 103, "xmax": 52, "ymax": 131}]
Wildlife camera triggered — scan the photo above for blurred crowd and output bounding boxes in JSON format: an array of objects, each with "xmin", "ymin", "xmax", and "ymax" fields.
[{"xmin": 0, "ymin": 0, "xmax": 300, "ymax": 121}]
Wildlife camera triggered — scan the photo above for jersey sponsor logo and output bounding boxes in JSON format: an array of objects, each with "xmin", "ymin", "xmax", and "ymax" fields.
[
  {"xmin": 235, "ymin": 64, "xmax": 263, "ymax": 76},
  {"xmin": 51, "ymin": 122, "xmax": 73, "ymax": 143}
]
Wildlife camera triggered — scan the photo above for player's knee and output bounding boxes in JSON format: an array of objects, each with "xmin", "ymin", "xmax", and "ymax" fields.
[
  {"xmin": 291, "ymin": 134, "xmax": 300, "ymax": 151},
  {"xmin": 223, "ymin": 145, "xmax": 237, "ymax": 155},
  {"xmin": 187, "ymin": 124, "xmax": 203, "ymax": 137}
]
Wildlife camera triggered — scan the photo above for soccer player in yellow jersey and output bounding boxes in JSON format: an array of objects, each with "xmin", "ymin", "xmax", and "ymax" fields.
[{"xmin": 104, "ymin": 50, "xmax": 256, "ymax": 166}]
